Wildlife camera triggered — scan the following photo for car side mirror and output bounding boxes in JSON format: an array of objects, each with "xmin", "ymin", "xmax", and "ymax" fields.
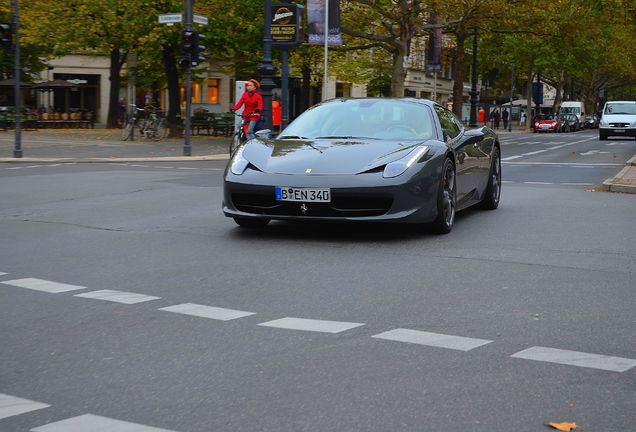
[{"xmin": 255, "ymin": 129, "xmax": 272, "ymax": 139}]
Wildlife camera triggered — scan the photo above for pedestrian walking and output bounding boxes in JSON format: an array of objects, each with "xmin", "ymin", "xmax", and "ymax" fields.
[
  {"xmin": 520, "ymin": 110, "xmax": 526, "ymax": 127},
  {"xmin": 492, "ymin": 109, "xmax": 501, "ymax": 129},
  {"xmin": 231, "ymin": 79, "xmax": 263, "ymax": 140},
  {"xmin": 502, "ymin": 108, "xmax": 509, "ymax": 130}
]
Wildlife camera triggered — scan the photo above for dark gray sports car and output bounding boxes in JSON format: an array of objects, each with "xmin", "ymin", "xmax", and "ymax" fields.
[{"xmin": 223, "ymin": 98, "xmax": 501, "ymax": 233}]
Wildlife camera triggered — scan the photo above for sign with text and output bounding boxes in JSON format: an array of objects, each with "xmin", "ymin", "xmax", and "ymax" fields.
[{"xmin": 271, "ymin": 4, "xmax": 304, "ymax": 47}]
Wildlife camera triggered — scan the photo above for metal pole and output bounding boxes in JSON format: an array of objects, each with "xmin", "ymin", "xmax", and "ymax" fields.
[
  {"xmin": 468, "ymin": 27, "xmax": 479, "ymax": 128},
  {"xmin": 281, "ymin": 49, "xmax": 289, "ymax": 129},
  {"xmin": 12, "ymin": 0, "xmax": 21, "ymax": 158},
  {"xmin": 508, "ymin": 63, "xmax": 514, "ymax": 132},
  {"xmin": 322, "ymin": 0, "xmax": 329, "ymax": 100},
  {"xmin": 258, "ymin": 0, "xmax": 276, "ymax": 131},
  {"xmin": 183, "ymin": 0, "xmax": 192, "ymax": 156}
]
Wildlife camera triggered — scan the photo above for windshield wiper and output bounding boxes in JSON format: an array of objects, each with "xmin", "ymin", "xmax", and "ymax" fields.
[
  {"xmin": 314, "ymin": 135, "xmax": 379, "ymax": 140},
  {"xmin": 277, "ymin": 135, "xmax": 309, "ymax": 139}
]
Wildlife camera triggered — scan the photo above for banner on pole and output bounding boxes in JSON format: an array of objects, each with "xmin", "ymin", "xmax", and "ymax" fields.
[
  {"xmin": 426, "ymin": 17, "xmax": 442, "ymax": 73},
  {"xmin": 307, "ymin": 0, "xmax": 342, "ymax": 46},
  {"xmin": 271, "ymin": 4, "xmax": 304, "ymax": 48}
]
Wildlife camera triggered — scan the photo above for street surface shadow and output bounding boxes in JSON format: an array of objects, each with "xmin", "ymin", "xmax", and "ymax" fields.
[{"xmin": 226, "ymin": 211, "xmax": 476, "ymax": 244}]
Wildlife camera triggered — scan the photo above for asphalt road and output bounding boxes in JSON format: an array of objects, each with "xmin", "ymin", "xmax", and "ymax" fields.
[{"xmin": 0, "ymin": 130, "xmax": 635, "ymax": 432}]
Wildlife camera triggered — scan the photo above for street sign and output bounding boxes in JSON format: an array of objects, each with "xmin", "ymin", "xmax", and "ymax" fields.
[
  {"xmin": 193, "ymin": 14, "xmax": 208, "ymax": 25},
  {"xmin": 158, "ymin": 13, "xmax": 183, "ymax": 25}
]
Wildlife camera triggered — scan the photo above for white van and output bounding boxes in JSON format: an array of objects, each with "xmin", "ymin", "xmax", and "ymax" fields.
[
  {"xmin": 559, "ymin": 101, "xmax": 585, "ymax": 124},
  {"xmin": 599, "ymin": 100, "xmax": 636, "ymax": 140}
]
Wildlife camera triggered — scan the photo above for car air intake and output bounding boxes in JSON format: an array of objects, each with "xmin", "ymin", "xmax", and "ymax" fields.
[{"xmin": 231, "ymin": 193, "xmax": 392, "ymax": 217}]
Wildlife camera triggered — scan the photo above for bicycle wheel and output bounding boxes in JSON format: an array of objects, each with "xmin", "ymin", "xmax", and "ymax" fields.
[
  {"xmin": 121, "ymin": 121, "xmax": 133, "ymax": 141},
  {"xmin": 155, "ymin": 118, "xmax": 169, "ymax": 141},
  {"xmin": 229, "ymin": 132, "xmax": 243, "ymax": 155}
]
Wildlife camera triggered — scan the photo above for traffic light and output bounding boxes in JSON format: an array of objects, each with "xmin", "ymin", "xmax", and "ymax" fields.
[
  {"xmin": 190, "ymin": 33, "xmax": 206, "ymax": 67},
  {"xmin": 0, "ymin": 23, "xmax": 12, "ymax": 50},
  {"xmin": 182, "ymin": 30, "xmax": 196, "ymax": 54}
]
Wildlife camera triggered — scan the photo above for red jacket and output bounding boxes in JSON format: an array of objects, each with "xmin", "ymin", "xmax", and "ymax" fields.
[{"xmin": 232, "ymin": 91, "xmax": 263, "ymax": 121}]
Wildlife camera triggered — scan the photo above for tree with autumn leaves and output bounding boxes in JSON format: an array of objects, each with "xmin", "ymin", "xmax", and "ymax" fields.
[{"xmin": 5, "ymin": 0, "xmax": 635, "ymax": 131}]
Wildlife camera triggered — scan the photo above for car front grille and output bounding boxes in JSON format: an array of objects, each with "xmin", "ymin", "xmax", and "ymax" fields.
[
  {"xmin": 232, "ymin": 192, "xmax": 393, "ymax": 217},
  {"xmin": 609, "ymin": 123, "xmax": 629, "ymax": 128}
]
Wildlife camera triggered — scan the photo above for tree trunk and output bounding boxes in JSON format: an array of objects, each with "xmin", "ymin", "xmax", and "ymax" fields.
[
  {"xmin": 106, "ymin": 49, "xmax": 124, "ymax": 128},
  {"xmin": 390, "ymin": 46, "xmax": 407, "ymax": 97},
  {"xmin": 452, "ymin": 31, "xmax": 466, "ymax": 118},
  {"xmin": 526, "ymin": 68, "xmax": 534, "ymax": 131},
  {"xmin": 162, "ymin": 44, "xmax": 181, "ymax": 138}
]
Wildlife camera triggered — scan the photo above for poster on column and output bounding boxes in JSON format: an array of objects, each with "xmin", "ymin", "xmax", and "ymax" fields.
[{"xmin": 307, "ymin": 0, "xmax": 342, "ymax": 46}]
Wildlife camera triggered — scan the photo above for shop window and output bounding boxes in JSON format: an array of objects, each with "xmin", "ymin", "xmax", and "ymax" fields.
[
  {"xmin": 207, "ymin": 79, "xmax": 219, "ymax": 104},
  {"xmin": 180, "ymin": 83, "xmax": 201, "ymax": 105}
]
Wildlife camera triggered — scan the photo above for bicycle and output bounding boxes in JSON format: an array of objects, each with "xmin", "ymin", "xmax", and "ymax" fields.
[
  {"xmin": 120, "ymin": 104, "xmax": 145, "ymax": 141},
  {"xmin": 229, "ymin": 111, "xmax": 256, "ymax": 154},
  {"xmin": 139, "ymin": 106, "xmax": 169, "ymax": 141}
]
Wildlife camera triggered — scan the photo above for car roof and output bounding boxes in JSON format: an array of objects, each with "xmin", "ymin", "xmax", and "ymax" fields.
[
  {"xmin": 605, "ymin": 100, "xmax": 636, "ymax": 104},
  {"xmin": 323, "ymin": 97, "xmax": 436, "ymax": 108}
]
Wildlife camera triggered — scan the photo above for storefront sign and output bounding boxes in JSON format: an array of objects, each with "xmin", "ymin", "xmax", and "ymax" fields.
[{"xmin": 271, "ymin": 4, "xmax": 304, "ymax": 48}]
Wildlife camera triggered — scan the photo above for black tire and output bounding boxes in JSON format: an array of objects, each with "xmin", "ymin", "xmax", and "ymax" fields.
[
  {"xmin": 480, "ymin": 146, "xmax": 501, "ymax": 210},
  {"xmin": 233, "ymin": 217, "xmax": 270, "ymax": 228},
  {"xmin": 121, "ymin": 122, "xmax": 133, "ymax": 141},
  {"xmin": 430, "ymin": 158, "xmax": 456, "ymax": 234}
]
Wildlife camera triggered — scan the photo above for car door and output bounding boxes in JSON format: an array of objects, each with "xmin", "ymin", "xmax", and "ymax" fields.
[{"xmin": 434, "ymin": 105, "xmax": 474, "ymax": 206}]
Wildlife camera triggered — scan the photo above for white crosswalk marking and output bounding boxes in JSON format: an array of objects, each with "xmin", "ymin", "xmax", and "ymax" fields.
[
  {"xmin": 74, "ymin": 289, "xmax": 160, "ymax": 304},
  {"xmin": 159, "ymin": 303, "xmax": 255, "ymax": 321},
  {"xmin": 30, "ymin": 413, "xmax": 179, "ymax": 432},
  {"xmin": 372, "ymin": 328, "xmax": 493, "ymax": 351},
  {"xmin": 0, "ymin": 393, "xmax": 50, "ymax": 420},
  {"xmin": 258, "ymin": 317, "xmax": 365, "ymax": 334},
  {"xmin": 1, "ymin": 278, "xmax": 86, "ymax": 293},
  {"xmin": 511, "ymin": 346, "xmax": 636, "ymax": 373}
]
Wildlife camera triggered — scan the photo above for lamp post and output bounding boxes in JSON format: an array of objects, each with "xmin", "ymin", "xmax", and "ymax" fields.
[
  {"xmin": 508, "ymin": 63, "xmax": 514, "ymax": 132},
  {"xmin": 12, "ymin": 0, "xmax": 21, "ymax": 158},
  {"xmin": 468, "ymin": 26, "xmax": 479, "ymax": 128},
  {"xmin": 258, "ymin": 0, "xmax": 277, "ymax": 131}
]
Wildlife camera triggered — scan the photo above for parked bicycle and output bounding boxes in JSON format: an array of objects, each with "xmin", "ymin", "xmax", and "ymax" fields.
[
  {"xmin": 140, "ymin": 106, "xmax": 169, "ymax": 141},
  {"xmin": 120, "ymin": 104, "xmax": 168, "ymax": 141},
  {"xmin": 120, "ymin": 104, "xmax": 144, "ymax": 141},
  {"xmin": 229, "ymin": 111, "xmax": 256, "ymax": 154}
]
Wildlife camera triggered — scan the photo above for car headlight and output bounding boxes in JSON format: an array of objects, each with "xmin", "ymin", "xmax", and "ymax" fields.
[
  {"xmin": 383, "ymin": 146, "xmax": 429, "ymax": 178},
  {"xmin": 230, "ymin": 146, "xmax": 249, "ymax": 175},
  {"xmin": 600, "ymin": 119, "xmax": 608, "ymax": 127},
  {"xmin": 534, "ymin": 122, "xmax": 539, "ymax": 127}
]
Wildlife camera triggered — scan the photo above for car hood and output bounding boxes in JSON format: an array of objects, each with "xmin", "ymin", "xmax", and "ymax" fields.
[
  {"xmin": 242, "ymin": 138, "xmax": 428, "ymax": 175},
  {"xmin": 602, "ymin": 114, "xmax": 636, "ymax": 123}
]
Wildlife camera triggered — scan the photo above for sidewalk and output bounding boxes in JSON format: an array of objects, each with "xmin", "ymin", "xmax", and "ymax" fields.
[
  {"xmin": 1, "ymin": 127, "xmax": 635, "ymax": 194},
  {"xmin": 0, "ymin": 128, "xmax": 232, "ymax": 162}
]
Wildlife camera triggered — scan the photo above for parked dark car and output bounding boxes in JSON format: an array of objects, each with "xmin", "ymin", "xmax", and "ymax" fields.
[
  {"xmin": 584, "ymin": 114, "xmax": 599, "ymax": 129},
  {"xmin": 558, "ymin": 114, "xmax": 580, "ymax": 132},
  {"xmin": 223, "ymin": 98, "xmax": 502, "ymax": 234}
]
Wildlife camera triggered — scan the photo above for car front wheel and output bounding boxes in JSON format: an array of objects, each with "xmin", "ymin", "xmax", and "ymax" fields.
[
  {"xmin": 430, "ymin": 158, "xmax": 456, "ymax": 234},
  {"xmin": 480, "ymin": 146, "xmax": 501, "ymax": 210}
]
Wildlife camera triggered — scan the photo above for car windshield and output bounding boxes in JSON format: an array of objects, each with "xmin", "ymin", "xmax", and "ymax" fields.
[
  {"xmin": 279, "ymin": 99, "xmax": 434, "ymax": 141},
  {"xmin": 604, "ymin": 103, "xmax": 636, "ymax": 115},
  {"xmin": 536, "ymin": 114, "xmax": 556, "ymax": 121}
]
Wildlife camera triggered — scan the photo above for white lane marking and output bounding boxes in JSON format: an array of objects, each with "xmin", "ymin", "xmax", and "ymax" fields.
[
  {"xmin": 501, "ymin": 136, "xmax": 597, "ymax": 160},
  {"xmin": 2, "ymin": 278, "xmax": 86, "ymax": 293},
  {"xmin": 0, "ymin": 393, "xmax": 50, "ymax": 420},
  {"xmin": 74, "ymin": 289, "xmax": 160, "ymax": 304},
  {"xmin": 159, "ymin": 303, "xmax": 255, "ymax": 321},
  {"xmin": 523, "ymin": 182, "xmax": 553, "ymax": 185},
  {"xmin": 177, "ymin": 167, "xmax": 197, "ymax": 170},
  {"xmin": 561, "ymin": 182, "xmax": 594, "ymax": 186},
  {"xmin": 130, "ymin": 164, "xmax": 149, "ymax": 168},
  {"xmin": 501, "ymin": 180, "xmax": 514, "ymax": 183},
  {"xmin": 503, "ymin": 161, "xmax": 622, "ymax": 166},
  {"xmin": 154, "ymin": 166, "xmax": 174, "ymax": 169},
  {"xmin": 521, "ymin": 149, "xmax": 549, "ymax": 156},
  {"xmin": 258, "ymin": 317, "xmax": 365, "ymax": 334},
  {"xmin": 512, "ymin": 346, "xmax": 636, "ymax": 373},
  {"xmin": 501, "ymin": 155, "xmax": 524, "ymax": 161},
  {"xmin": 372, "ymin": 328, "xmax": 492, "ymax": 351},
  {"xmin": 571, "ymin": 166, "xmax": 595, "ymax": 168},
  {"xmin": 5, "ymin": 166, "xmax": 23, "ymax": 170},
  {"xmin": 0, "ymin": 272, "xmax": 7, "ymax": 276},
  {"xmin": 26, "ymin": 165, "xmax": 43, "ymax": 168},
  {"xmin": 31, "ymin": 413, "xmax": 179, "ymax": 432}
]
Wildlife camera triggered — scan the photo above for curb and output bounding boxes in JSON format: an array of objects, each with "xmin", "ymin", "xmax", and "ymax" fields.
[
  {"xmin": 601, "ymin": 154, "xmax": 636, "ymax": 194},
  {"xmin": 0, "ymin": 155, "xmax": 230, "ymax": 163}
]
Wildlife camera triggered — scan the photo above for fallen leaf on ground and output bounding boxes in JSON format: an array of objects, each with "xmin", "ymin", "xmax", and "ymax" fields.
[{"xmin": 547, "ymin": 421, "xmax": 577, "ymax": 431}]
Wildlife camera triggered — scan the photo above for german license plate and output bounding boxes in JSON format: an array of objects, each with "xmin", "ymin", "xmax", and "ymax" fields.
[
  {"xmin": 275, "ymin": 187, "xmax": 331, "ymax": 202},
  {"xmin": 614, "ymin": 129, "xmax": 625, "ymax": 133}
]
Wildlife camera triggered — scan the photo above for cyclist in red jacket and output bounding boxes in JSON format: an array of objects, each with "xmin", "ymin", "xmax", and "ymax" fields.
[{"xmin": 231, "ymin": 79, "xmax": 263, "ymax": 140}]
